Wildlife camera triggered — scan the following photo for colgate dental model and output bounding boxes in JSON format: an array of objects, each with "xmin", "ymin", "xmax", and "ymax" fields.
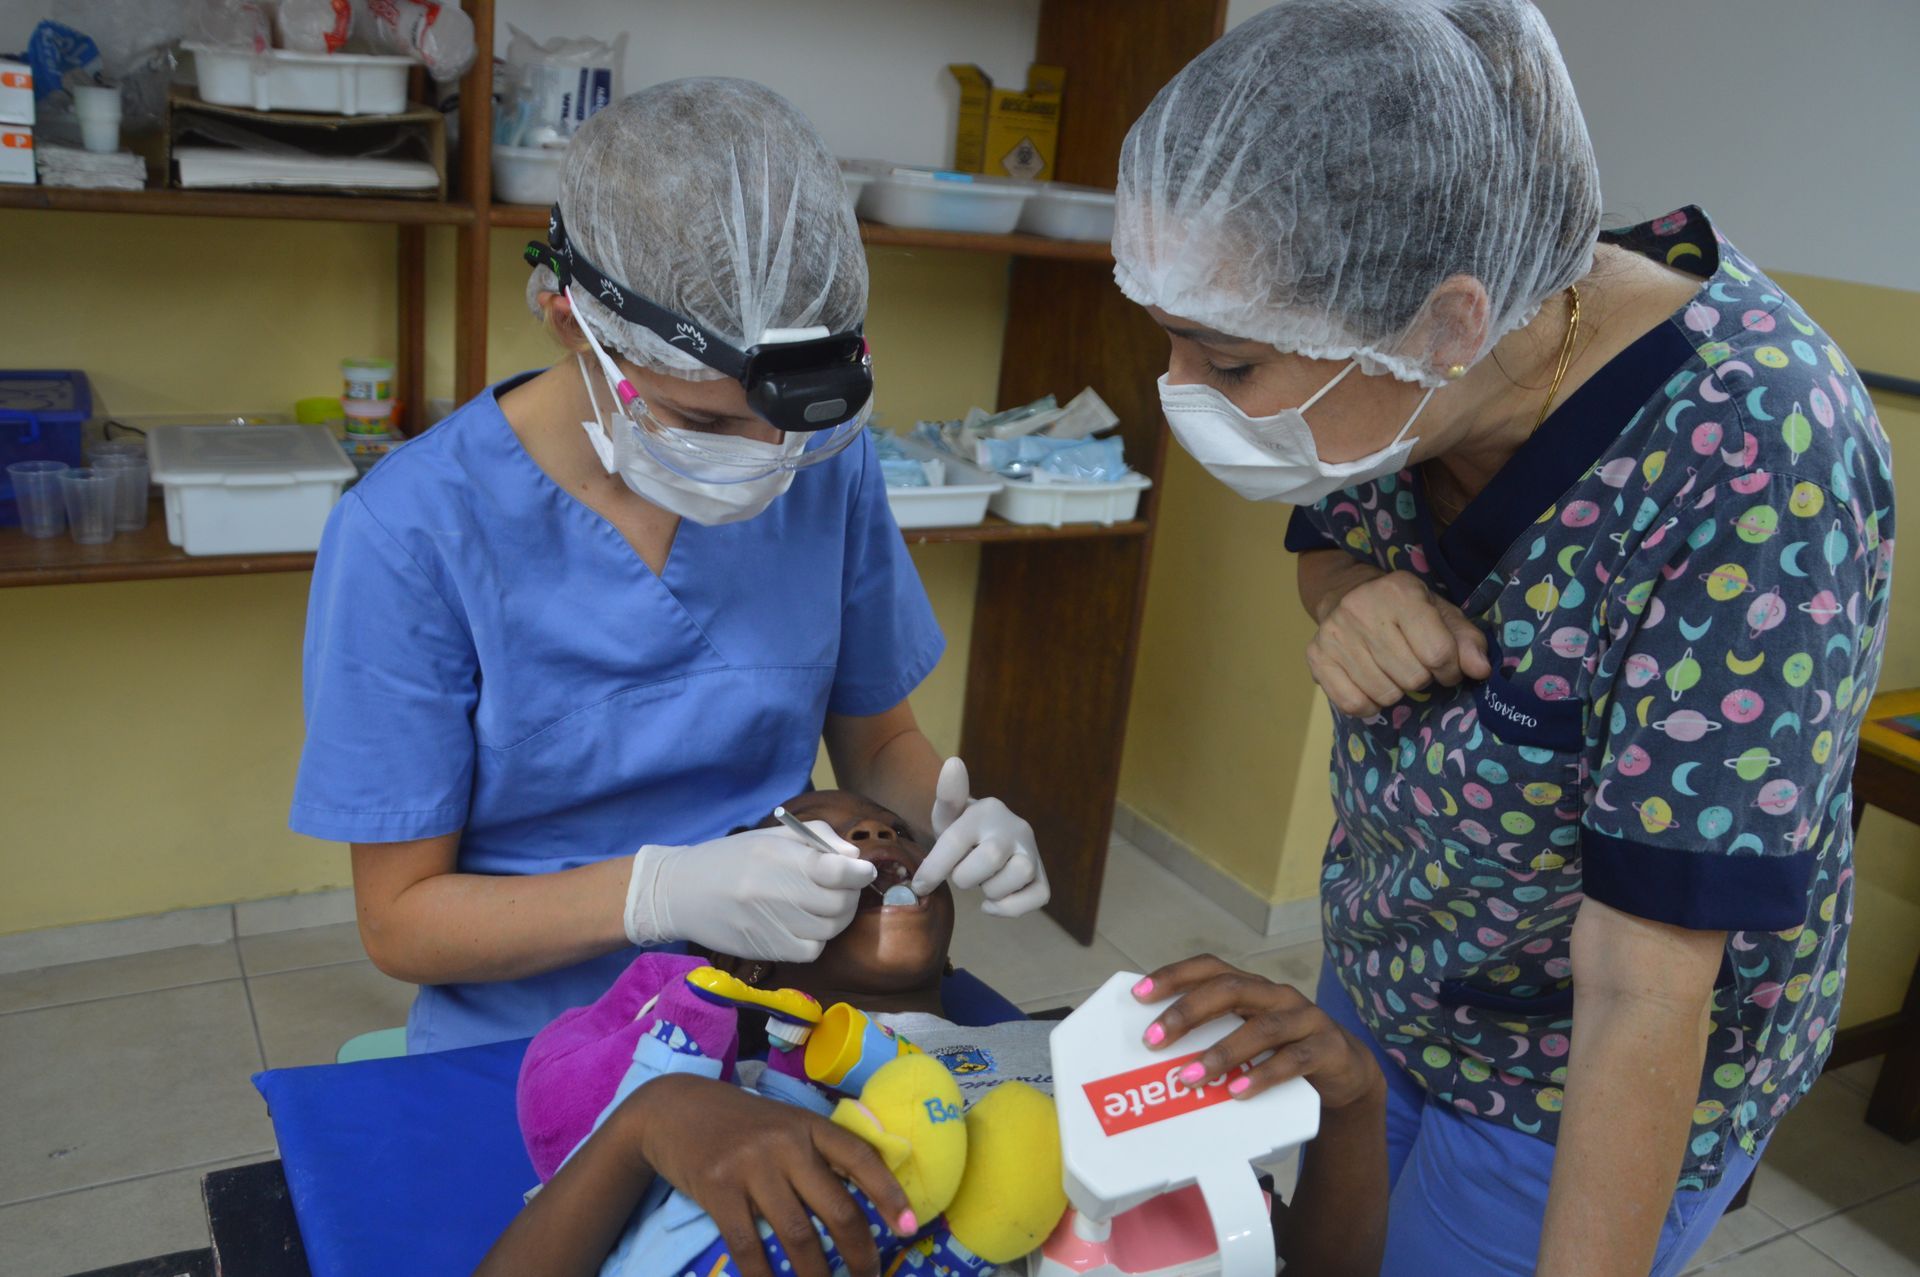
[{"xmin": 1034, "ymin": 973, "xmax": 1322, "ymax": 1277}]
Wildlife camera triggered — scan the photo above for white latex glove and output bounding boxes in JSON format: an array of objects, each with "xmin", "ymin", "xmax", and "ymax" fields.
[
  {"xmin": 624, "ymin": 823, "xmax": 877, "ymax": 961},
  {"xmin": 912, "ymin": 757, "xmax": 1050, "ymax": 917}
]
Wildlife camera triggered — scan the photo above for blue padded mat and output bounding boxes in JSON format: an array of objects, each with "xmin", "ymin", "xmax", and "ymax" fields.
[{"xmin": 252, "ymin": 969, "xmax": 1025, "ymax": 1277}]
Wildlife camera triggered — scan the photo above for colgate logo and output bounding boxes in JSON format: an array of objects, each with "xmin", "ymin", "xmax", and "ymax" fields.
[{"xmin": 1081, "ymin": 1051, "xmax": 1251, "ymax": 1136}]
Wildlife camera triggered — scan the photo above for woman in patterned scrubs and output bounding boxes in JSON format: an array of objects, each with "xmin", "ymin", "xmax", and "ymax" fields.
[{"xmin": 1110, "ymin": 3, "xmax": 1895, "ymax": 1275}]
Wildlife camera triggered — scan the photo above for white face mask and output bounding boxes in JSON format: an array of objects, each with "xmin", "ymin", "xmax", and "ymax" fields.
[
  {"xmin": 1157, "ymin": 362, "xmax": 1433, "ymax": 507},
  {"xmin": 576, "ymin": 354, "xmax": 796, "ymax": 525}
]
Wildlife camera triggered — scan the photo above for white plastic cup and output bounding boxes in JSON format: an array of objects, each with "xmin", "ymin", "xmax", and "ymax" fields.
[
  {"xmin": 92, "ymin": 453, "xmax": 151, "ymax": 531},
  {"xmin": 60, "ymin": 468, "xmax": 118, "ymax": 544},
  {"xmin": 72, "ymin": 84, "xmax": 122, "ymax": 155},
  {"xmin": 7, "ymin": 460, "xmax": 70, "ymax": 538}
]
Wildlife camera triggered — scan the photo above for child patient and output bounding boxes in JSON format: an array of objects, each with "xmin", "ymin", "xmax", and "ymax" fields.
[{"xmin": 478, "ymin": 791, "xmax": 1390, "ymax": 1277}]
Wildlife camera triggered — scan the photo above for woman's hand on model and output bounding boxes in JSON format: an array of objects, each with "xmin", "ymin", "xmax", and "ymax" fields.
[
  {"xmin": 1134, "ymin": 955, "xmax": 1383, "ymax": 1111},
  {"xmin": 628, "ymin": 1074, "xmax": 916, "ymax": 1277},
  {"xmin": 1305, "ymin": 565, "xmax": 1490, "ymax": 717}
]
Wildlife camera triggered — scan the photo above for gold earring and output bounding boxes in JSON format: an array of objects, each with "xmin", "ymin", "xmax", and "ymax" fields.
[{"xmin": 1445, "ymin": 364, "xmax": 1468, "ymax": 381}]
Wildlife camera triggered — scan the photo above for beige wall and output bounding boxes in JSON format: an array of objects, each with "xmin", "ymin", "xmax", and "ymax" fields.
[{"xmin": 0, "ymin": 209, "xmax": 1005, "ymax": 935}]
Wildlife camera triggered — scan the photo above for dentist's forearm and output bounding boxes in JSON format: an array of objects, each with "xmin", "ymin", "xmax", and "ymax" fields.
[
  {"xmin": 1296, "ymin": 547, "xmax": 1385, "ymax": 623},
  {"xmin": 353, "ymin": 834, "xmax": 632, "ymax": 986}
]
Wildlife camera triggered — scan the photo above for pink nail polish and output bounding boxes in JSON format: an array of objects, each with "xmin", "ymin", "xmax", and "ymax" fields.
[
  {"xmin": 1179, "ymin": 1062, "xmax": 1206, "ymax": 1083},
  {"xmin": 1229, "ymin": 1076, "xmax": 1251, "ymax": 1095},
  {"xmin": 1132, "ymin": 977, "xmax": 1154, "ymax": 999},
  {"xmin": 897, "ymin": 1210, "xmax": 918, "ymax": 1235},
  {"xmin": 1144, "ymin": 1023, "xmax": 1165, "ymax": 1046}
]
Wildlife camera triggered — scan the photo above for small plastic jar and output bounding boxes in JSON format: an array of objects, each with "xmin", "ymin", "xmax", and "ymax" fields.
[
  {"xmin": 343, "ymin": 398, "xmax": 396, "ymax": 436},
  {"xmin": 342, "ymin": 359, "xmax": 395, "ymax": 402}
]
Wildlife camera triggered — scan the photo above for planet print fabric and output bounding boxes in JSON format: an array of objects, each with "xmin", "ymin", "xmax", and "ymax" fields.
[{"xmin": 1287, "ymin": 207, "xmax": 1896, "ymax": 1188}]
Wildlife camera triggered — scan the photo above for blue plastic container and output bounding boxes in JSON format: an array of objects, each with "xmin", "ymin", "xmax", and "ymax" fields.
[{"xmin": 0, "ymin": 371, "xmax": 91, "ymax": 528}]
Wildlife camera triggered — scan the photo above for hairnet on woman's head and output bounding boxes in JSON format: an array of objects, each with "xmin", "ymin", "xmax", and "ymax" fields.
[
  {"xmin": 527, "ymin": 77, "xmax": 867, "ymax": 379},
  {"xmin": 1114, "ymin": 0, "xmax": 1601, "ymax": 386}
]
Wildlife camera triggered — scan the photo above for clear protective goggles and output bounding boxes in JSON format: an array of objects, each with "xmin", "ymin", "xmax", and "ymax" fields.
[{"xmin": 570, "ymin": 288, "xmax": 870, "ymax": 483}]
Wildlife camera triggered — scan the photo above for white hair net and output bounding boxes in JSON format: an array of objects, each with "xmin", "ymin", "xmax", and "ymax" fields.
[
  {"xmin": 1114, "ymin": 0, "xmax": 1601, "ymax": 387},
  {"xmin": 527, "ymin": 78, "xmax": 866, "ymax": 380}
]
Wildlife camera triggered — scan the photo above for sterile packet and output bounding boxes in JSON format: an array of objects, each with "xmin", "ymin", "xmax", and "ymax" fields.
[
  {"xmin": 880, "ymin": 459, "xmax": 934, "ymax": 489},
  {"xmin": 1030, "ymin": 436, "xmax": 1129, "ymax": 483}
]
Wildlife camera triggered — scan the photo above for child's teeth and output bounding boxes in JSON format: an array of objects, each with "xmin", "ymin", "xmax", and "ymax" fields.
[{"xmin": 882, "ymin": 885, "xmax": 918, "ymax": 907}]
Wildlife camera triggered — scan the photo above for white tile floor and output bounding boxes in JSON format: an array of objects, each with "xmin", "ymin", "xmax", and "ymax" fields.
[{"xmin": 0, "ymin": 835, "xmax": 1912, "ymax": 1275}]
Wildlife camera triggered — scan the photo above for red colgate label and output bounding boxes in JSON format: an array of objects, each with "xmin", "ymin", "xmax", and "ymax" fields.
[{"xmin": 1081, "ymin": 1051, "xmax": 1250, "ymax": 1136}]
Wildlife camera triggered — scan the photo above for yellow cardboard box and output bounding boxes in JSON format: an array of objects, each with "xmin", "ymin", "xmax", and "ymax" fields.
[{"xmin": 948, "ymin": 63, "xmax": 1064, "ymax": 181}]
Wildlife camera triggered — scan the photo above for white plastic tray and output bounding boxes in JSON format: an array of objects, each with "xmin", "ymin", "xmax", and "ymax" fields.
[
  {"xmin": 839, "ymin": 166, "xmax": 874, "ymax": 216},
  {"xmin": 186, "ymin": 43, "xmax": 412, "ymax": 116},
  {"xmin": 853, "ymin": 163, "xmax": 1033, "ymax": 234},
  {"xmin": 1016, "ymin": 182, "xmax": 1117, "ymax": 242},
  {"xmin": 991, "ymin": 471, "xmax": 1151, "ymax": 527},
  {"xmin": 148, "ymin": 423, "xmax": 354, "ymax": 556},
  {"xmin": 882, "ymin": 437, "xmax": 1002, "ymax": 529}
]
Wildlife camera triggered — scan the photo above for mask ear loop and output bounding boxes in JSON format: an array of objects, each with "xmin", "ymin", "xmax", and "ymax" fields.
[{"xmin": 569, "ymin": 285, "xmax": 643, "ymax": 409}]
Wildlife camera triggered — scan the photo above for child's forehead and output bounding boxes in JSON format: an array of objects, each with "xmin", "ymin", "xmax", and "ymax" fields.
[{"xmin": 780, "ymin": 789, "xmax": 903, "ymax": 827}]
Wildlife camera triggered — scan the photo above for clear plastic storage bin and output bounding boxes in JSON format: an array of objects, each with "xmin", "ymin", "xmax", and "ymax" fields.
[{"xmin": 148, "ymin": 424, "xmax": 355, "ymax": 555}]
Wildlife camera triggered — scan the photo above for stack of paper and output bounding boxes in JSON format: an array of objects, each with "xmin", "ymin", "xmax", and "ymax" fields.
[
  {"xmin": 37, "ymin": 144, "xmax": 145, "ymax": 190},
  {"xmin": 173, "ymin": 145, "xmax": 437, "ymax": 191}
]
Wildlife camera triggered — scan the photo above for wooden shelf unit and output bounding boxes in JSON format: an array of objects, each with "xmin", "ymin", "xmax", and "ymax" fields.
[
  {"xmin": 0, "ymin": 505, "xmax": 1146, "ymax": 589},
  {"xmin": 3, "ymin": 0, "xmax": 1228, "ymax": 942},
  {"xmin": 491, "ymin": 200, "xmax": 1114, "ymax": 261}
]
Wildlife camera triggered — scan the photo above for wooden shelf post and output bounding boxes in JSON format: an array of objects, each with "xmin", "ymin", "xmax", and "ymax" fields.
[{"xmin": 959, "ymin": 0, "xmax": 1227, "ymax": 943}]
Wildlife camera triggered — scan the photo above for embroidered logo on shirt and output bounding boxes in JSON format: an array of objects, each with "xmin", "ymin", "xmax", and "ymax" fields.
[{"xmin": 935, "ymin": 1046, "xmax": 996, "ymax": 1076}]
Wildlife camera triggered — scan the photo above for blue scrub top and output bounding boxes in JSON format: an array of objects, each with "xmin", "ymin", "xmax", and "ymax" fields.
[{"xmin": 290, "ymin": 374, "xmax": 944, "ymax": 1053}]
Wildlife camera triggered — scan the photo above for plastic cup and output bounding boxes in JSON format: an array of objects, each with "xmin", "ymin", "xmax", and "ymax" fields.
[
  {"xmin": 7, "ymin": 460, "xmax": 70, "ymax": 538},
  {"xmin": 92, "ymin": 453, "xmax": 151, "ymax": 530},
  {"xmin": 72, "ymin": 84, "xmax": 122, "ymax": 155},
  {"xmin": 59, "ymin": 468, "xmax": 119, "ymax": 544}
]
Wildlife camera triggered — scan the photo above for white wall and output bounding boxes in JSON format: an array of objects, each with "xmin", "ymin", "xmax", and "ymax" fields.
[
  {"xmin": 497, "ymin": 0, "xmax": 1042, "ymax": 167},
  {"xmin": 1223, "ymin": 0, "xmax": 1920, "ymax": 293},
  {"xmin": 1532, "ymin": 0, "xmax": 1920, "ymax": 292}
]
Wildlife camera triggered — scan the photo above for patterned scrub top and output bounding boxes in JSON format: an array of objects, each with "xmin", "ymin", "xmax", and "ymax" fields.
[{"xmin": 1285, "ymin": 209, "xmax": 1896, "ymax": 1189}]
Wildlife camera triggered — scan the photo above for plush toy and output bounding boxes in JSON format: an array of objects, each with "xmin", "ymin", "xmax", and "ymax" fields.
[
  {"xmin": 827, "ymin": 1052, "xmax": 969, "ymax": 1224},
  {"xmin": 943, "ymin": 1080, "xmax": 1068, "ymax": 1264},
  {"xmin": 678, "ymin": 1055, "xmax": 1065, "ymax": 1277},
  {"xmin": 523, "ymin": 967, "xmax": 1066, "ymax": 1277}
]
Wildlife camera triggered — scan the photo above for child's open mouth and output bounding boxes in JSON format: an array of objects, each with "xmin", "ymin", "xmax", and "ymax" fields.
[{"xmin": 858, "ymin": 853, "xmax": 927, "ymax": 912}]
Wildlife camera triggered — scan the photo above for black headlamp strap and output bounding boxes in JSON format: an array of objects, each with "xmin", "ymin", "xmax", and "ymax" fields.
[{"xmin": 524, "ymin": 206, "xmax": 751, "ymax": 381}]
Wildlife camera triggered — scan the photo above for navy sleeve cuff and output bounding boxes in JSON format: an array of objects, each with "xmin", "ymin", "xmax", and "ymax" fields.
[
  {"xmin": 1284, "ymin": 506, "xmax": 1339, "ymax": 553},
  {"xmin": 1581, "ymin": 826, "xmax": 1818, "ymax": 932}
]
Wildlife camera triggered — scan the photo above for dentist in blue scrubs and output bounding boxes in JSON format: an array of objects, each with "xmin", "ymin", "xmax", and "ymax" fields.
[{"xmin": 290, "ymin": 80, "xmax": 1047, "ymax": 1054}]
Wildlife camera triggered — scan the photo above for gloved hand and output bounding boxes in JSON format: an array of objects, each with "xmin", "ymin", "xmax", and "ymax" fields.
[
  {"xmin": 912, "ymin": 758, "xmax": 1050, "ymax": 917},
  {"xmin": 624, "ymin": 824, "xmax": 877, "ymax": 961}
]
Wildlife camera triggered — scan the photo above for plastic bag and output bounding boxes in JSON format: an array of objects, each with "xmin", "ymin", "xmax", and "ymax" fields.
[
  {"xmin": 352, "ymin": 0, "xmax": 476, "ymax": 82},
  {"xmin": 277, "ymin": 0, "xmax": 353, "ymax": 54},
  {"xmin": 193, "ymin": 0, "xmax": 270, "ymax": 55},
  {"xmin": 63, "ymin": 0, "xmax": 191, "ymax": 133},
  {"xmin": 496, "ymin": 24, "xmax": 625, "ymax": 148}
]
